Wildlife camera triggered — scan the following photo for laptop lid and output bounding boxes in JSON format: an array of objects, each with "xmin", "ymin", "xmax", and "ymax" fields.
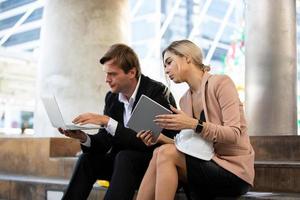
[
  {"xmin": 41, "ymin": 96, "xmax": 101, "ymax": 130},
  {"xmin": 41, "ymin": 96, "xmax": 66, "ymax": 128}
]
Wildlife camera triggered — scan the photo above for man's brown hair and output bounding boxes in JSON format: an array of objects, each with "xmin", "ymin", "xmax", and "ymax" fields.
[{"xmin": 100, "ymin": 44, "xmax": 141, "ymax": 79}]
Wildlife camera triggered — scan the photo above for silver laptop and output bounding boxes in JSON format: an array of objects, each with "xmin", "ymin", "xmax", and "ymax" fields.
[
  {"xmin": 41, "ymin": 96, "xmax": 102, "ymax": 130},
  {"xmin": 127, "ymin": 95, "xmax": 172, "ymax": 141}
]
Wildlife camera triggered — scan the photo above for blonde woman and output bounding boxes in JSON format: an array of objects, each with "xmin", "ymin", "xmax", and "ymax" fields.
[{"xmin": 136, "ymin": 40, "xmax": 254, "ymax": 200}]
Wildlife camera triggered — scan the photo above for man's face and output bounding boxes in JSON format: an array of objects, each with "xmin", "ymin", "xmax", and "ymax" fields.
[{"xmin": 103, "ymin": 60, "xmax": 134, "ymax": 94}]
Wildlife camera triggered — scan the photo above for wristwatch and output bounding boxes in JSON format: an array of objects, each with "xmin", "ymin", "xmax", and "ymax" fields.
[{"xmin": 195, "ymin": 119, "xmax": 203, "ymax": 133}]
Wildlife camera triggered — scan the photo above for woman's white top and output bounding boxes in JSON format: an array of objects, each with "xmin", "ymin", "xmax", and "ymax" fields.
[
  {"xmin": 175, "ymin": 129, "xmax": 214, "ymax": 161},
  {"xmin": 174, "ymin": 88, "xmax": 214, "ymax": 161}
]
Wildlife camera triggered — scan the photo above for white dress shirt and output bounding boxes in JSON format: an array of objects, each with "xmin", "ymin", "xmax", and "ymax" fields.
[{"xmin": 82, "ymin": 76, "xmax": 141, "ymax": 147}]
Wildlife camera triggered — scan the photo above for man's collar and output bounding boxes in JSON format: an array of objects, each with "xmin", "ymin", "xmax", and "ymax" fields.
[{"xmin": 118, "ymin": 76, "xmax": 141, "ymax": 104}]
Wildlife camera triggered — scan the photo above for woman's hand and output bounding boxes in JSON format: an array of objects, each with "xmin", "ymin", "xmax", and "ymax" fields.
[
  {"xmin": 136, "ymin": 130, "xmax": 157, "ymax": 146},
  {"xmin": 154, "ymin": 106, "xmax": 198, "ymax": 130},
  {"xmin": 72, "ymin": 113, "xmax": 109, "ymax": 126}
]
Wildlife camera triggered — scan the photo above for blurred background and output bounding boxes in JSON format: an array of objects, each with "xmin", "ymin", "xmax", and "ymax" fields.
[{"xmin": 0, "ymin": 0, "xmax": 298, "ymax": 135}]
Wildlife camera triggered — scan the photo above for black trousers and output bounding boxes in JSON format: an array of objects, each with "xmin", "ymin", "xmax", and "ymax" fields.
[{"xmin": 62, "ymin": 150, "xmax": 152, "ymax": 200}]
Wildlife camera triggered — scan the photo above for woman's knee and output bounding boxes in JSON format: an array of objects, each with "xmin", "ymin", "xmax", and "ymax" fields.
[
  {"xmin": 158, "ymin": 144, "xmax": 178, "ymax": 156},
  {"xmin": 156, "ymin": 144, "xmax": 178, "ymax": 164}
]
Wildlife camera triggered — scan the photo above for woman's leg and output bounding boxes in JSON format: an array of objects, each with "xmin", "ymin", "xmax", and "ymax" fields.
[
  {"xmin": 156, "ymin": 144, "xmax": 187, "ymax": 200},
  {"xmin": 136, "ymin": 148, "xmax": 160, "ymax": 200}
]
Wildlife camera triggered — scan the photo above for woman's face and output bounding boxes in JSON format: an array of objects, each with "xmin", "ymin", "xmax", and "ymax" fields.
[{"xmin": 163, "ymin": 51, "xmax": 187, "ymax": 83}]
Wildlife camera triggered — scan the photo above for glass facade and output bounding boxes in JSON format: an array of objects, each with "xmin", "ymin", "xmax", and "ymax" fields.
[
  {"xmin": 0, "ymin": 0, "xmax": 42, "ymax": 134},
  {"xmin": 129, "ymin": 0, "xmax": 245, "ymax": 101}
]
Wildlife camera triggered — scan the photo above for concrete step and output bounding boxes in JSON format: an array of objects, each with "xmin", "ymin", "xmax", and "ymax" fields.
[
  {"xmin": 0, "ymin": 137, "xmax": 79, "ymax": 179},
  {"xmin": 0, "ymin": 173, "xmax": 105, "ymax": 200},
  {"xmin": 1, "ymin": 137, "xmax": 300, "ymax": 199},
  {"xmin": 253, "ymin": 160, "xmax": 300, "ymax": 193},
  {"xmin": 251, "ymin": 136, "xmax": 300, "ymax": 161},
  {"xmin": 1, "ymin": 174, "xmax": 300, "ymax": 200},
  {"xmin": 241, "ymin": 192, "xmax": 300, "ymax": 200}
]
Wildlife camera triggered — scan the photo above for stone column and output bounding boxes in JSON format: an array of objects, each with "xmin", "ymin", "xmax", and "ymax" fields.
[
  {"xmin": 245, "ymin": 0, "xmax": 297, "ymax": 135},
  {"xmin": 35, "ymin": 0, "xmax": 129, "ymax": 136}
]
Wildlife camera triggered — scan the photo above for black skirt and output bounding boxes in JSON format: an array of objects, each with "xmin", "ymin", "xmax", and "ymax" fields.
[{"xmin": 184, "ymin": 154, "xmax": 251, "ymax": 200}]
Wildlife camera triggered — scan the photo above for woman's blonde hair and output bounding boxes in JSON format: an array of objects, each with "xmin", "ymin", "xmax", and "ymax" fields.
[{"xmin": 162, "ymin": 39, "xmax": 210, "ymax": 71}]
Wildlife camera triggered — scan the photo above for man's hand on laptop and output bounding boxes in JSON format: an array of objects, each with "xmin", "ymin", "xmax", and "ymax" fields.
[
  {"xmin": 58, "ymin": 128, "xmax": 87, "ymax": 143},
  {"xmin": 72, "ymin": 113, "xmax": 109, "ymax": 127}
]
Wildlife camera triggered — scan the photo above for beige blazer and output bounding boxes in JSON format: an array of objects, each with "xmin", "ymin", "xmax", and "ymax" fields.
[{"xmin": 180, "ymin": 72, "xmax": 255, "ymax": 186}]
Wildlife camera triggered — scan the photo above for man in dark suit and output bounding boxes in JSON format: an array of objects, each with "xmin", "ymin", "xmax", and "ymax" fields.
[{"xmin": 59, "ymin": 43, "xmax": 177, "ymax": 200}]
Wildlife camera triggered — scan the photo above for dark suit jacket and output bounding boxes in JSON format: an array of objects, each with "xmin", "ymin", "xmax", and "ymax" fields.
[{"xmin": 81, "ymin": 74, "xmax": 177, "ymax": 155}]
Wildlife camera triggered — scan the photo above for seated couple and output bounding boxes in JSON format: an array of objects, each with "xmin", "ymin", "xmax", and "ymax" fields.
[{"xmin": 59, "ymin": 40, "xmax": 254, "ymax": 200}]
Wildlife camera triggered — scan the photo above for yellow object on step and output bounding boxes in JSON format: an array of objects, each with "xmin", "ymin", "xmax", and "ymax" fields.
[{"xmin": 97, "ymin": 180, "xmax": 110, "ymax": 188}]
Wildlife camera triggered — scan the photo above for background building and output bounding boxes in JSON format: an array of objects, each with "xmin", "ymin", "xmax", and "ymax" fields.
[{"xmin": 0, "ymin": 0, "xmax": 299, "ymax": 134}]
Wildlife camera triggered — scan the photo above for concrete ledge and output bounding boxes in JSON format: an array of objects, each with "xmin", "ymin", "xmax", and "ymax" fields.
[
  {"xmin": 1, "ymin": 174, "xmax": 300, "ymax": 200},
  {"xmin": 254, "ymin": 161, "xmax": 300, "ymax": 193},
  {"xmin": 49, "ymin": 137, "xmax": 80, "ymax": 157},
  {"xmin": 255, "ymin": 161, "xmax": 300, "ymax": 168},
  {"xmin": 0, "ymin": 173, "xmax": 105, "ymax": 200},
  {"xmin": 0, "ymin": 137, "xmax": 78, "ymax": 179},
  {"xmin": 1, "ymin": 136, "xmax": 300, "ymax": 198},
  {"xmin": 242, "ymin": 192, "xmax": 300, "ymax": 200},
  {"xmin": 250, "ymin": 136, "xmax": 300, "ymax": 161}
]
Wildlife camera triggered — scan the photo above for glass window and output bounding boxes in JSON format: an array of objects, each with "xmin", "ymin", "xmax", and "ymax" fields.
[
  {"xmin": 0, "ymin": 0, "xmax": 36, "ymax": 12},
  {"xmin": 0, "ymin": 14, "xmax": 22, "ymax": 30},
  {"xmin": 206, "ymin": 0, "xmax": 229, "ymax": 19},
  {"xmin": 2, "ymin": 28, "xmax": 40, "ymax": 46}
]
